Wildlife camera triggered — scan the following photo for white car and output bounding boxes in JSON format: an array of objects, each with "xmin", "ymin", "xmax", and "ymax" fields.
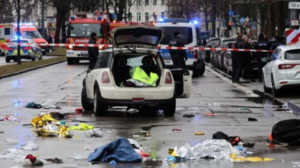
[
  {"xmin": 81, "ymin": 26, "xmax": 192, "ymax": 116},
  {"xmin": 263, "ymin": 45, "xmax": 300, "ymax": 97}
]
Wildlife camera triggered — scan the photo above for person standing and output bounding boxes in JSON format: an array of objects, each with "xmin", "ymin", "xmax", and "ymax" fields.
[
  {"xmin": 253, "ymin": 33, "xmax": 271, "ymax": 82},
  {"xmin": 242, "ymin": 37, "xmax": 255, "ymax": 82},
  {"xmin": 88, "ymin": 32, "xmax": 99, "ymax": 71},
  {"xmin": 169, "ymin": 31, "xmax": 187, "ymax": 69},
  {"xmin": 231, "ymin": 34, "xmax": 244, "ymax": 83}
]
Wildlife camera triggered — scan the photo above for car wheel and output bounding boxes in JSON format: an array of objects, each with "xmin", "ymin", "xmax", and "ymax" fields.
[
  {"xmin": 193, "ymin": 64, "xmax": 200, "ymax": 77},
  {"xmin": 67, "ymin": 58, "xmax": 73, "ymax": 65},
  {"xmin": 271, "ymin": 75, "xmax": 281, "ymax": 97},
  {"xmin": 94, "ymin": 87, "xmax": 107, "ymax": 116},
  {"xmin": 74, "ymin": 60, "xmax": 80, "ymax": 64},
  {"xmin": 14, "ymin": 59, "xmax": 17, "ymax": 62},
  {"xmin": 5, "ymin": 58, "xmax": 10, "ymax": 63},
  {"xmin": 263, "ymin": 74, "xmax": 271, "ymax": 93},
  {"xmin": 31, "ymin": 57, "xmax": 36, "ymax": 61},
  {"xmin": 199, "ymin": 63, "xmax": 205, "ymax": 76},
  {"xmin": 162, "ymin": 97, "xmax": 176, "ymax": 117},
  {"xmin": 81, "ymin": 86, "xmax": 93, "ymax": 111},
  {"xmin": 42, "ymin": 51, "xmax": 46, "ymax": 55},
  {"xmin": 38, "ymin": 52, "xmax": 43, "ymax": 60}
]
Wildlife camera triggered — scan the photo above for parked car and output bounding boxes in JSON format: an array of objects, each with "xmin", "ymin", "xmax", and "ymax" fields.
[
  {"xmin": 205, "ymin": 37, "xmax": 220, "ymax": 63},
  {"xmin": 211, "ymin": 37, "xmax": 235, "ymax": 69},
  {"xmin": 81, "ymin": 26, "xmax": 192, "ymax": 117},
  {"xmin": 263, "ymin": 45, "xmax": 300, "ymax": 97},
  {"xmin": 5, "ymin": 39, "xmax": 43, "ymax": 62}
]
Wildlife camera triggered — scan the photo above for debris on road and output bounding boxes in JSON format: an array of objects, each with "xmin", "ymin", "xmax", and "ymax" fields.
[
  {"xmin": 195, "ymin": 131, "xmax": 205, "ymax": 136},
  {"xmin": 23, "ymin": 154, "xmax": 44, "ymax": 166},
  {"xmin": 183, "ymin": 114, "xmax": 195, "ymax": 118},
  {"xmin": 248, "ymin": 117, "xmax": 258, "ymax": 122},
  {"xmin": 32, "ymin": 113, "xmax": 58, "ymax": 127},
  {"xmin": 50, "ymin": 112, "xmax": 65, "ymax": 120},
  {"xmin": 3, "ymin": 115, "xmax": 19, "ymax": 121},
  {"xmin": 75, "ymin": 108, "xmax": 83, "ymax": 114},
  {"xmin": 207, "ymin": 103, "xmax": 220, "ymax": 107},
  {"xmin": 230, "ymin": 153, "xmax": 273, "ymax": 162},
  {"xmin": 88, "ymin": 138, "xmax": 142, "ymax": 163},
  {"xmin": 69, "ymin": 123, "xmax": 94, "ymax": 130},
  {"xmin": 5, "ymin": 139, "xmax": 19, "ymax": 145},
  {"xmin": 242, "ymin": 142, "xmax": 255, "ymax": 148},
  {"xmin": 205, "ymin": 112, "xmax": 217, "ymax": 116},
  {"xmin": 0, "ymin": 149, "xmax": 25, "ymax": 160},
  {"xmin": 109, "ymin": 160, "xmax": 117, "ymax": 165},
  {"xmin": 44, "ymin": 158, "xmax": 63, "ymax": 163},
  {"xmin": 172, "ymin": 128, "xmax": 182, "ymax": 133},
  {"xmin": 35, "ymin": 122, "xmax": 72, "ymax": 138},
  {"xmin": 26, "ymin": 102, "xmax": 43, "ymax": 109},
  {"xmin": 173, "ymin": 140, "xmax": 233, "ymax": 160},
  {"xmin": 73, "ymin": 154, "xmax": 87, "ymax": 160},
  {"xmin": 85, "ymin": 128, "xmax": 103, "ymax": 137},
  {"xmin": 21, "ymin": 141, "xmax": 39, "ymax": 150},
  {"xmin": 142, "ymin": 158, "xmax": 163, "ymax": 166}
]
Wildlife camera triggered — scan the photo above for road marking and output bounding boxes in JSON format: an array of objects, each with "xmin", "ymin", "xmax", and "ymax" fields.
[{"xmin": 206, "ymin": 66, "xmax": 259, "ymax": 97}]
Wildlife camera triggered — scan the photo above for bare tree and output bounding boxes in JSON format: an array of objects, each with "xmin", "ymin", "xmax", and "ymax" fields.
[{"xmin": 72, "ymin": 0, "xmax": 104, "ymax": 12}]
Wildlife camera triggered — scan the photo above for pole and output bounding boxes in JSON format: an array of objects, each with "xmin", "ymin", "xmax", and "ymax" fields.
[
  {"xmin": 17, "ymin": 0, "xmax": 21, "ymax": 65},
  {"xmin": 41, "ymin": 0, "xmax": 45, "ymax": 38},
  {"xmin": 212, "ymin": 0, "xmax": 216, "ymax": 37}
]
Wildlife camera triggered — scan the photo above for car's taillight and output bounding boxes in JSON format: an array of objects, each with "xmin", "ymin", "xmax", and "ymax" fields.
[
  {"xmin": 165, "ymin": 72, "xmax": 173, "ymax": 84},
  {"xmin": 278, "ymin": 64, "xmax": 298, "ymax": 70},
  {"xmin": 24, "ymin": 46, "xmax": 32, "ymax": 50},
  {"xmin": 102, "ymin": 71, "xmax": 110, "ymax": 84}
]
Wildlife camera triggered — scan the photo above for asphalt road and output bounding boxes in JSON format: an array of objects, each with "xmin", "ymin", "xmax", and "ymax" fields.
[
  {"xmin": 0, "ymin": 55, "xmax": 60, "ymax": 66},
  {"xmin": 0, "ymin": 62, "xmax": 299, "ymax": 168}
]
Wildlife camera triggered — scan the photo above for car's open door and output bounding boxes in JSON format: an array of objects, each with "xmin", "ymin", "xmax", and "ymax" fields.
[{"xmin": 170, "ymin": 69, "xmax": 192, "ymax": 98}]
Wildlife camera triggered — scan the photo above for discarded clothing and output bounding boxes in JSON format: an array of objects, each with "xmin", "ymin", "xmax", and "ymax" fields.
[
  {"xmin": 213, "ymin": 132, "xmax": 243, "ymax": 146},
  {"xmin": 3, "ymin": 115, "xmax": 19, "ymax": 121},
  {"xmin": 23, "ymin": 154, "xmax": 44, "ymax": 166},
  {"xmin": 126, "ymin": 79, "xmax": 148, "ymax": 87},
  {"xmin": 130, "ymin": 66, "xmax": 159, "ymax": 87},
  {"xmin": 75, "ymin": 108, "xmax": 83, "ymax": 114},
  {"xmin": 69, "ymin": 123, "xmax": 94, "ymax": 130},
  {"xmin": 213, "ymin": 131, "xmax": 229, "ymax": 141},
  {"xmin": 183, "ymin": 114, "xmax": 195, "ymax": 118},
  {"xmin": 248, "ymin": 117, "xmax": 258, "ymax": 122},
  {"xmin": 88, "ymin": 138, "xmax": 142, "ymax": 162},
  {"xmin": 270, "ymin": 119, "xmax": 300, "ymax": 146},
  {"xmin": 230, "ymin": 153, "xmax": 273, "ymax": 162},
  {"xmin": 26, "ymin": 102, "xmax": 42, "ymax": 109},
  {"xmin": 35, "ymin": 122, "xmax": 72, "ymax": 138},
  {"xmin": 50, "ymin": 112, "xmax": 65, "ymax": 120},
  {"xmin": 174, "ymin": 140, "xmax": 233, "ymax": 160},
  {"xmin": 85, "ymin": 129, "xmax": 103, "ymax": 137}
]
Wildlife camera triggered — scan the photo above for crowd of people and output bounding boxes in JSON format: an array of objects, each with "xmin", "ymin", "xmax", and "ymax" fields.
[{"xmin": 231, "ymin": 33, "xmax": 285, "ymax": 83}]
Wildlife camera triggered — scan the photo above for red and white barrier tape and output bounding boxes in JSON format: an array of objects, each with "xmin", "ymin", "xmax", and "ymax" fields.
[{"xmin": 3, "ymin": 43, "xmax": 274, "ymax": 53}]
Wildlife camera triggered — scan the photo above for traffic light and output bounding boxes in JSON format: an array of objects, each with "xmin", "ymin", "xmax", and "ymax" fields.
[{"xmin": 228, "ymin": 21, "xmax": 232, "ymax": 30}]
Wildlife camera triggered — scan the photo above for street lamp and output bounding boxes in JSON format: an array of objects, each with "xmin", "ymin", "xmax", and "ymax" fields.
[{"xmin": 17, "ymin": 0, "xmax": 21, "ymax": 65}]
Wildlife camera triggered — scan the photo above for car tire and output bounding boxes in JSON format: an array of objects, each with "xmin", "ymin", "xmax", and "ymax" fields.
[
  {"xmin": 67, "ymin": 58, "xmax": 73, "ymax": 65},
  {"xmin": 31, "ymin": 57, "xmax": 36, "ymax": 61},
  {"xmin": 81, "ymin": 86, "xmax": 93, "ymax": 111},
  {"xmin": 199, "ymin": 63, "xmax": 205, "ymax": 76},
  {"xmin": 271, "ymin": 75, "xmax": 281, "ymax": 97},
  {"xmin": 193, "ymin": 66, "xmax": 200, "ymax": 77},
  {"xmin": 74, "ymin": 60, "xmax": 80, "ymax": 64},
  {"xmin": 94, "ymin": 87, "xmax": 107, "ymax": 116},
  {"xmin": 5, "ymin": 58, "xmax": 10, "ymax": 63},
  {"xmin": 162, "ymin": 97, "xmax": 176, "ymax": 117},
  {"xmin": 14, "ymin": 59, "xmax": 17, "ymax": 62},
  {"xmin": 42, "ymin": 51, "xmax": 46, "ymax": 55}
]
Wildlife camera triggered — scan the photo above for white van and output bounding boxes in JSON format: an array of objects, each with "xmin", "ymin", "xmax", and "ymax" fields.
[{"xmin": 155, "ymin": 18, "xmax": 205, "ymax": 77}]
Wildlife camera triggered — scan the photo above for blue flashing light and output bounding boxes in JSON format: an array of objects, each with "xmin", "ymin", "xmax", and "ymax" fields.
[
  {"xmin": 193, "ymin": 20, "xmax": 199, "ymax": 24},
  {"xmin": 97, "ymin": 16, "xmax": 102, "ymax": 21},
  {"xmin": 14, "ymin": 35, "xmax": 22, "ymax": 40},
  {"xmin": 159, "ymin": 18, "xmax": 164, "ymax": 22},
  {"xmin": 71, "ymin": 16, "xmax": 75, "ymax": 21}
]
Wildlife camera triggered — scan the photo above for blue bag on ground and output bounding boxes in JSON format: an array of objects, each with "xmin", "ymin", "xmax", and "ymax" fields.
[{"xmin": 87, "ymin": 138, "xmax": 142, "ymax": 162}]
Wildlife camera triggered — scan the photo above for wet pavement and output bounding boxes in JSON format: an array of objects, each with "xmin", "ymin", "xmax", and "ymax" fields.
[
  {"xmin": 0, "ymin": 55, "xmax": 60, "ymax": 66},
  {"xmin": 0, "ymin": 61, "xmax": 299, "ymax": 168}
]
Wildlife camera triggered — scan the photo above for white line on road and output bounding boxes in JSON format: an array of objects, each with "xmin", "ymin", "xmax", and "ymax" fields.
[{"xmin": 206, "ymin": 66, "xmax": 259, "ymax": 97}]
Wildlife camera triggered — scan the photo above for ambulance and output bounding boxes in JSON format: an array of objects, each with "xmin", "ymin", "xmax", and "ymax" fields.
[{"xmin": 0, "ymin": 23, "xmax": 48, "ymax": 55}]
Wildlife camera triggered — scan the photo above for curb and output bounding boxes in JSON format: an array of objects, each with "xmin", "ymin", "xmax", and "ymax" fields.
[
  {"xmin": 0, "ymin": 60, "xmax": 66, "ymax": 79},
  {"xmin": 205, "ymin": 63, "xmax": 300, "ymax": 114}
]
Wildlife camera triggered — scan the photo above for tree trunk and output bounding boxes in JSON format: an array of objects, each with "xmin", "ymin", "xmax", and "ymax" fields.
[
  {"xmin": 205, "ymin": 9, "xmax": 208, "ymax": 31},
  {"xmin": 55, "ymin": 12, "xmax": 63, "ymax": 43},
  {"xmin": 267, "ymin": 0, "xmax": 276, "ymax": 38},
  {"xmin": 276, "ymin": 2, "xmax": 284, "ymax": 36}
]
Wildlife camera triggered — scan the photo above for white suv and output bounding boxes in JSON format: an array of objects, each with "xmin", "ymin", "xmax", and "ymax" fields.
[{"xmin": 81, "ymin": 26, "xmax": 192, "ymax": 116}]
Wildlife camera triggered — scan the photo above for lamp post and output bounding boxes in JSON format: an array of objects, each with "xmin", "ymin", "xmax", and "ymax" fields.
[
  {"xmin": 41, "ymin": 0, "xmax": 45, "ymax": 38},
  {"xmin": 212, "ymin": 0, "xmax": 216, "ymax": 37}
]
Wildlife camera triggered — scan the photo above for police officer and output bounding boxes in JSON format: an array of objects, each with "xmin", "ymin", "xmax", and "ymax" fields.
[
  {"xmin": 253, "ymin": 33, "xmax": 271, "ymax": 82},
  {"xmin": 270, "ymin": 36, "xmax": 285, "ymax": 50},
  {"xmin": 169, "ymin": 31, "xmax": 187, "ymax": 68},
  {"xmin": 242, "ymin": 37, "xmax": 255, "ymax": 82},
  {"xmin": 232, "ymin": 34, "xmax": 244, "ymax": 83},
  {"xmin": 88, "ymin": 32, "xmax": 99, "ymax": 71}
]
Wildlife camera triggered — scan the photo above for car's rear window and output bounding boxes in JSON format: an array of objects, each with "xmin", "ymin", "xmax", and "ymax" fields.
[
  {"xmin": 94, "ymin": 52, "xmax": 112, "ymax": 69},
  {"xmin": 285, "ymin": 50, "xmax": 300, "ymax": 60},
  {"xmin": 159, "ymin": 27, "xmax": 193, "ymax": 45}
]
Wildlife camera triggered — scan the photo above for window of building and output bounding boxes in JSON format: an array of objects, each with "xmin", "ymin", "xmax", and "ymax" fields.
[
  {"xmin": 145, "ymin": 0, "xmax": 149, "ymax": 6},
  {"xmin": 137, "ymin": 0, "xmax": 141, "ymax": 6},
  {"xmin": 4, "ymin": 28, "xmax": 10, "ymax": 35},
  {"xmin": 128, "ymin": 0, "xmax": 132, "ymax": 5},
  {"xmin": 161, "ymin": 0, "xmax": 164, "ymax": 5},
  {"xmin": 137, "ymin": 12, "xmax": 141, "ymax": 21},
  {"xmin": 145, "ymin": 12, "xmax": 149, "ymax": 21},
  {"xmin": 161, "ymin": 12, "xmax": 165, "ymax": 18},
  {"xmin": 153, "ymin": 0, "xmax": 157, "ymax": 5}
]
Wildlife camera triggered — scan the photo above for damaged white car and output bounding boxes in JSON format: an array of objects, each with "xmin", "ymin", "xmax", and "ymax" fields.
[{"xmin": 81, "ymin": 26, "xmax": 192, "ymax": 116}]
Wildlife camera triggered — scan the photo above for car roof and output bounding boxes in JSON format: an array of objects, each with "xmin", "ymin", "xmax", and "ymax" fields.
[
  {"xmin": 221, "ymin": 37, "xmax": 235, "ymax": 41},
  {"xmin": 208, "ymin": 37, "xmax": 220, "ymax": 41},
  {"xmin": 10, "ymin": 38, "xmax": 31, "ymax": 42},
  {"xmin": 277, "ymin": 45, "xmax": 300, "ymax": 52}
]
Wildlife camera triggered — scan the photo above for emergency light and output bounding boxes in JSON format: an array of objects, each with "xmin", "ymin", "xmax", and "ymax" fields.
[
  {"xmin": 97, "ymin": 16, "xmax": 102, "ymax": 21},
  {"xmin": 159, "ymin": 18, "xmax": 164, "ymax": 22},
  {"xmin": 71, "ymin": 16, "xmax": 75, "ymax": 21},
  {"xmin": 189, "ymin": 20, "xmax": 199, "ymax": 25}
]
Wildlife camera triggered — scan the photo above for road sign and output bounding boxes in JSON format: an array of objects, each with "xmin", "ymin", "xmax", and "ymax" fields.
[
  {"xmin": 289, "ymin": 2, "xmax": 300, "ymax": 9},
  {"xmin": 291, "ymin": 20, "xmax": 299, "ymax": 26},
  {"xmin": 228, "ymin": 10, "xmax": 234, "ymax": 16},
  {"xmin": 240, "ymin": 17, "xmax": 245, "ymax": 24}
]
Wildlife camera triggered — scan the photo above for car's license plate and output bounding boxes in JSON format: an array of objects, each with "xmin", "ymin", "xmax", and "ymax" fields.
[
  {"xmin": 81, "ymin": 52, "xmax": 88, "ymax": 57},
  {"xmin": 164, "ymin": 59, "xmax": 171, "ymax": 63}
]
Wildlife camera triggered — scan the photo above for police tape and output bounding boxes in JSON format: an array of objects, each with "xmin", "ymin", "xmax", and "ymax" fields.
[{"xmin": 3, "ymin": 43, "xmax": 274, "ymax": 53}]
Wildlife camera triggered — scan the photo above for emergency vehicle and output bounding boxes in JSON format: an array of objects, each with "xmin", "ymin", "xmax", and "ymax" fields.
[
  {"xmin": 155, "ymin": 18, "xmax": 205, "ymax": 77},
  {"xmin": 66, "ymin": 13, "xmax": 141, "ymax": 64},
  {"xmin": 0, "ymin": 23, "xmax": 48, "ymax": 55}
]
